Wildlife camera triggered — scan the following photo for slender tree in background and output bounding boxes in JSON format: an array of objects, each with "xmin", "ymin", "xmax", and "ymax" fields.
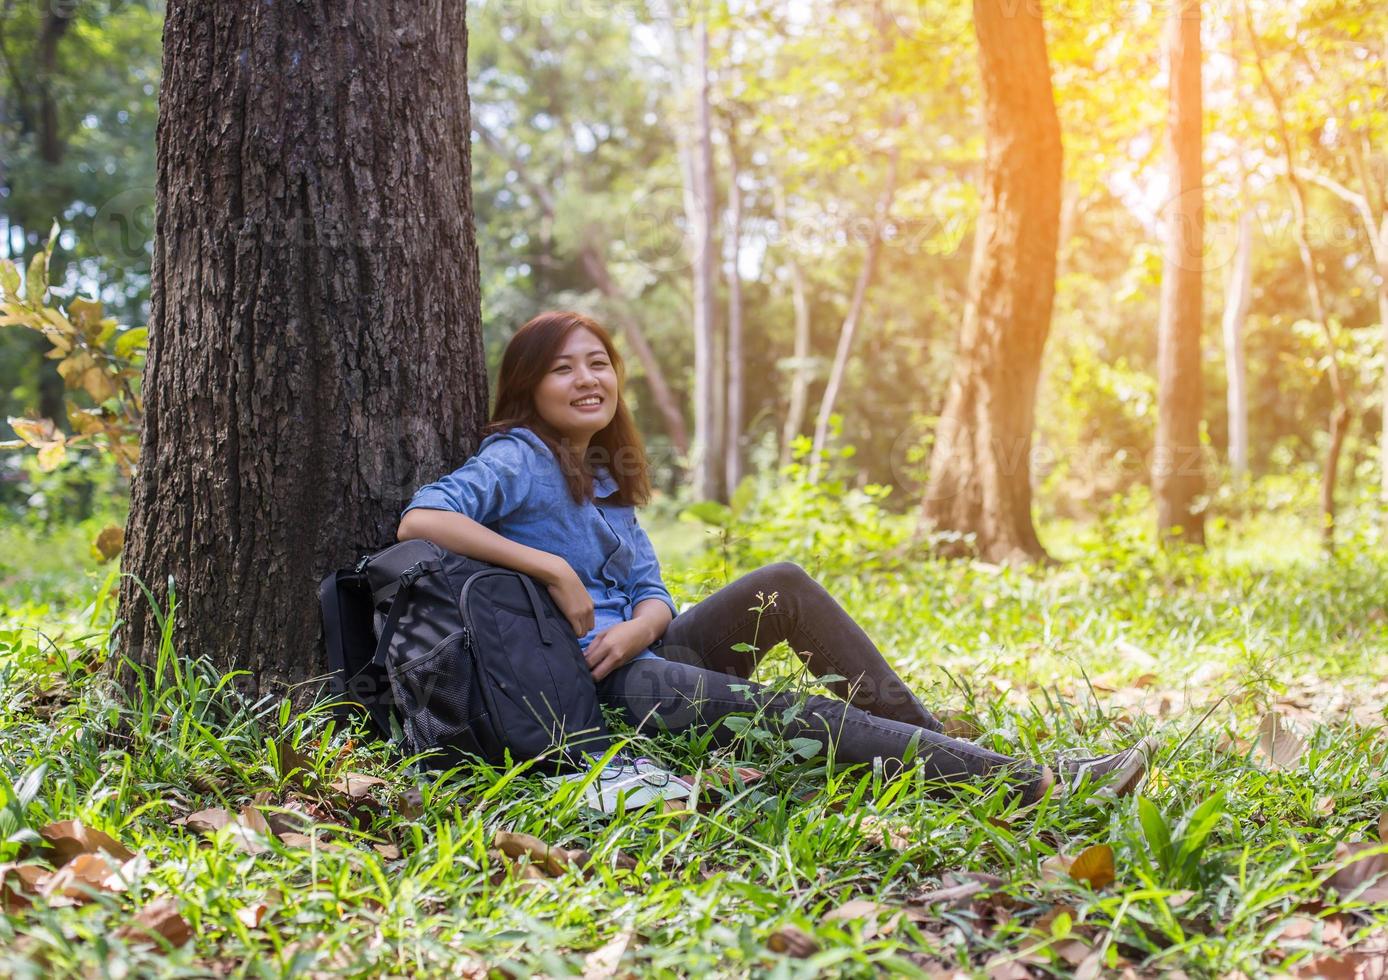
[
  {"xmin": 1155, "ymin": 0, "xmax": 1206, "ymax": 546},
  {"xmin": 1243, "ymin": 0, "xmax": 1351, "ymax": 553},
  {"xmin": 679, "ymin": 14, "xmax": 723, "ymax": 501},
  {"xmin": 118, "ymin": 1, "xmax": 486, "ymax": 693},
  {"xmin": 1222, "ymin": 182, "xmax": 1254, "ymax": 486},
  {"xmin": 921, "ymin": 0, "xmax": 1062, "ymax": 564},
  {"xmin": 811, "ymin": 147, "xmax": 899, "ymax": 482},
  {"xmin": 724, "ymin": 122, "xmax": 746, "ymax": 493}
]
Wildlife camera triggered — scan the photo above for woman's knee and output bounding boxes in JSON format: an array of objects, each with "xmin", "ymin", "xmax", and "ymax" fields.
[{"xmin": 748, "ymin": 561, "xmax": 814, "ymax": 595}]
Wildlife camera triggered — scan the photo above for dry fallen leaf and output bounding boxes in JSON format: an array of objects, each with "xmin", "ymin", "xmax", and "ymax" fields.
[
  {"xmin": 493, "ymin": 830, "xmax": 586, "ymax": 877},
  {"xmin": 939, "ymin": 710, "xmax": 984, "ymax": 740},
  {"xmin": 767, "ymin": 925, "xmax": 819, "ymax": 958},
  {"xmin": 582, "ymin": 928, "xmax": 634, "ymax": 979},
  {"xmin": 1378, "ymin": 811, "xmax": 1387, "ymax": 845},
  {"xmin": 330, "ymin": 773, "xmax": 388, "ymax": 799},
  {"xmin": 1069, "ymin": 844, "xmax": 1116, "ymax": 889},
  {"xmin": 235, "ymin": 893, "xmax": 279, "ymax": 929},
  {"xmin": 1257, "ymin": 712, "xmax": 1307, "ymax": 770},
  {"xmin": 176, "ymin": 808, "xmax": 234, "ymax": 834},
  {"xmin": 39, "ymin": 853, "xmax": 122, "ymax": 903},
  {"xmin": 1315, "ymin": 797, "xmax": 1337, "ymax": 817},
  {"xmin": 373, "ymin": 842, "xmax": 402, "ymax": 860},
  {"xmin": 116, "ymin": 897, "xmax": 192, "ymax": 947},
  {"xmin": 823, "ymin": 899, "xmax": 927, "ymax": 941},
  {"xmin": 1322, "ymin": 842, "xmax": 1388, "ymax": 904},
  {"xmin": 40, "ymin": 819, "xmax": 135, "ymax": 865},
  {"xmin": 1290, "ymin": 950, "xmax": 1388, "ymax": 979},
  {"xmin": 859, "ymin": 816, "xmax": 911, "ymax": 850}
]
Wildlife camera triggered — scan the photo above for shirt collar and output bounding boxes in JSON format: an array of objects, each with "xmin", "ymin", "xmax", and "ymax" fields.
[{"xmin": 593, "ymin": 464, "xmax": 618, "ymax": 499}]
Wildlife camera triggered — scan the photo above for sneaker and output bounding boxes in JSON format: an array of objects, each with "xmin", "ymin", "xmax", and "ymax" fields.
[{"xmin": 1055, "ymin": 736, "xmax": 1158, "ymax": 799}]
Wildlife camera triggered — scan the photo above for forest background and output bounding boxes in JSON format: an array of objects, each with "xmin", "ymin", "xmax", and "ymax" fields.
[{"xmin": 0, "ymin": 1, "xmax": 1386, "ymax": 976}]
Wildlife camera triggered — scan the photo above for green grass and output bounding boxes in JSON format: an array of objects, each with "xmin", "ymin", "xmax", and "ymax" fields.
[{"xmin": 1, "ymin": 489, "xmax": 1386, "ymax": 978}]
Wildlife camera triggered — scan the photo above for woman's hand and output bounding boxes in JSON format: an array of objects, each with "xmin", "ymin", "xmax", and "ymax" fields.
[
  {"xmin": 583, "ymin": 619, "xmax": 652, "ymax": 682},
  {"xmin": 540, "ymin": 557, "xmax": 594, "ymax": 638}
]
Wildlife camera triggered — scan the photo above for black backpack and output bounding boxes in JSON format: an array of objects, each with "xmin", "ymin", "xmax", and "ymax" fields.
[{"xmin": 318, "ymin": 539, "xmax": 613, "ymax": 774}]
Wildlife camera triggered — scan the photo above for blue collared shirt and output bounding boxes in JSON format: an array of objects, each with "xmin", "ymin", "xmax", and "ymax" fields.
[{"xmin": 401, "ymin": 426, "xmax": 674, "ymax": 661}]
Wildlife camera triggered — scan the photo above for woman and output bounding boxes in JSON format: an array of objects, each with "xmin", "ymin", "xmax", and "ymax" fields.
[{"xmin": 398, "ymin": 311, "xmax": 1153, "ymax": 802}]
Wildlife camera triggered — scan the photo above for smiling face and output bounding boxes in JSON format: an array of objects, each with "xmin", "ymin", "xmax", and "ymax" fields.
[{"xmin": 532, "ymin": 326, "xmax": 620, "ymax": 448}]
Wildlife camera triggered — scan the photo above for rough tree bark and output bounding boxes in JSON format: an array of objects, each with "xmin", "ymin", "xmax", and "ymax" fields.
[
  {"xmin": 1155, "ymin": 0, "xmax": 1206, "ymax": 546},
  {"xmin": 920, "ymin": 0, "xmax": 1062, "ymax": 564},
  {"xmin": 118, "ymin": 1, "xmax": 486, "ymax": 695}
]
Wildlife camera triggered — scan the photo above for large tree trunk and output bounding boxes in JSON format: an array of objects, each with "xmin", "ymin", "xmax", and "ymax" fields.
[
  {"xmin": 920, "ymin": 0, "xmax": 1062, "ymax": 564},
  {"xmin": 1154, "ymin": 0, "xmax": 1206, "ymax": 546},
  {"xmin": 118, "ymin": 1, "xmax": 486, "ymax": 696}
]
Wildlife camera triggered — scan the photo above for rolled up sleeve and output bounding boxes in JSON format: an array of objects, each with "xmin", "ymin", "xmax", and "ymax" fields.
[
  {"xmin": 402, "ymin": 434, "xmax": 536, "ymax": 526},
  {"xmin": 626, "ymin": 518, "xmax": 678, "ymax": 620}
]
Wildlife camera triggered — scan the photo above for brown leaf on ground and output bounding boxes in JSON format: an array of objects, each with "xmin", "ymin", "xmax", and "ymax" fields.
[
  {"xmin": 238, "ymin": 806, "xmax": 271, "ymax": 836},
  {"xmin": 1379, "ymin": 811, "xmax": 1387, "ymax": 845},
  {"xmin": 823, "ymin": 899, "xmax": 928, "ymax": 940},
  {"xmin": 939, "ymin": 710, "xmax": 984, "ymax": 740},
  {"xmin": 1041, "ymin": 853, "xmax": 1074, "ymax": 884},
  {"xmin": 1069, "ymin": 844, "xmax": 1116, "ymax": 889},
  {"xmin": 859, "ymin": 815, "xmax": 911, "ymax": 850},
  {"xmin": 115, "ymin": 897, "xmax": 192, "ymax": 947},
  {"xmin": 911, "ymin": 873, "xmax": 1005, "ymax": 910},
  {"xmin": 175, "ymin": 808, "xmax": 234, "ymax": 834},
  {"xmin": 1216, "ymin": 733, "xmax": 1253, "ymax": 757},
  {"xmin": 1322, "ymin": 842, "xmax": 1388, "ymax": 904},
  {"xmin": 222, "ymin": 807, "xmax": 275, "ymax": 855},
  {"xmin": 1289, "ymin": 950, "xmax": 1387, "ymax": 979},
  {"xmin": 399, "ymin": 788, "xmax": 425, "ymax": 820},
  {"xmin": 1166, "ymin": 889, "xmax": 1195, "ymax": 909},
  {"xmin": 582, "ymin": 928, "xmax": 634, "ymax": 978},
  {"xmin": 277, "ymin": 832, "xmax": 339, "ymax": 851},
  {"xmin": 1280, "ymin": 915, "xmax": 1318, "ymax": 940},
  {"xmin": 1033, "ymin": 905, "xmax": 1078, "ymax": 934},
  {"xmin": 767, "ymin": 924, "xmax": 819, "ymax": 958},
  {"xmin": 0, "ymin": 862, "xmax": 48, "ymax": 910},
  {"xmin": 1316, "ymin": 797, "xmax": 1337, "ymax": 816},
  {"xmin": 1257, "ymin": 712, "xmax": 1307, "ymax": 769},
  {"xmin": 330, "ymin": 773, "xmax": 388, "ymax": 799},
  {"xmin": 38, "ymin": 853, "xmax": 122, "ymax": 903},
  {"xmin": 39, "ymin": 819, "xmax": 135, "ymax": 864},
  {"xmin": 234, "ymin": 892, "xmax": 281, "ymax": 929},
  {"xmin": 270, "ymin": 738, "xmax": 316, "ymax": 782},
  {"xmin": 373, "ymin": 842, "xmax": 402, "ymax": 860}
]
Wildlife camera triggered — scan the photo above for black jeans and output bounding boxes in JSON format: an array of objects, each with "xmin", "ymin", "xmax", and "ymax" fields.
[{"xmin": 595, "ymin": 562, "xmax": 1043, "ymax": 796}]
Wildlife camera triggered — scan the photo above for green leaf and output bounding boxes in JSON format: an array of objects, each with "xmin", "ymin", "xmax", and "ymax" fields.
[
  {"xmin": 680, "ymin": 501, "xmax": 732, "ymax": 527},
  {"xmin": 114, "ymin": 326, "xmax": 149, "ymax": 359},
  {"xmin": 24, "ymin": 252, "xmax": 48, "ymax": 306},
  {"xmin": 0, "ymin": 260, "xmax": 19, "ymax": 301},
  {"xmin": 1138, "ymin": 796, "xmax": 1173, "ymax": 869}
]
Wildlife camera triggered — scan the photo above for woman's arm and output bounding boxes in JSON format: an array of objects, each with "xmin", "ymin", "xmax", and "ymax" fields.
[
  {"xmin": 398, "ymin": 508, "xmax": 559, "ymax": 582},
  {"xmin": 397, "ymin": 509, "xmax": 595, "ymax": 636}
]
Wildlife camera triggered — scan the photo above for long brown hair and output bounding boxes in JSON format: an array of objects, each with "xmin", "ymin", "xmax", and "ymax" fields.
[{"xmin": 487, "ymin": 311, "xmax": 652, "ymax": 506}]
